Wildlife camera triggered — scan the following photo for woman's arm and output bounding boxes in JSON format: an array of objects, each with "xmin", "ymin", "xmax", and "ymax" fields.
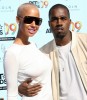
[{"xmin": 4, "ymin": 51, "xmax": 19, "ymax": 100}]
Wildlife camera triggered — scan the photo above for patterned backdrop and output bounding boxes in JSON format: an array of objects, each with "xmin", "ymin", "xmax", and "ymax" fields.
[{"xmin": 0, "ymin": 0, "xmax": 87, "ymax": 99}]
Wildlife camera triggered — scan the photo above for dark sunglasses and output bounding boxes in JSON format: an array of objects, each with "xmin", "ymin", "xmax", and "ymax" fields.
[{"xmin": 19, "ymin": 16, "xmax": 42, "ymax": 26}]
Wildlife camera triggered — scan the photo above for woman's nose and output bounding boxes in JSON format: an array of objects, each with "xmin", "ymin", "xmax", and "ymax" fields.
[{"xmin": 31, "ymin": 21, "xmax": 36, "ymax": 26}]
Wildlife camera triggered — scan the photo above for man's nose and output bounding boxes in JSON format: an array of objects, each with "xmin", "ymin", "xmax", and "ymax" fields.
[{"xmin": 56, "ymin": 18, "xmax": 62, "ymax": 24}]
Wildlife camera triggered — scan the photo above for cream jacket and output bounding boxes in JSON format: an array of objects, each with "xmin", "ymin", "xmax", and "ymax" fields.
[{"xmin": 40, "ymin": 32, "xmax": 87, "ymax": 100}]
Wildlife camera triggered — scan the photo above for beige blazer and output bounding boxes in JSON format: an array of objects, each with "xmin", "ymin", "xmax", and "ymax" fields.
[{"xmin": 40, "ymin": 32, "xmax": 87, "ymax": 100}]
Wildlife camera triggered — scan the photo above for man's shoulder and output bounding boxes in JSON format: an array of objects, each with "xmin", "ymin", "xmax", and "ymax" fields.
[
  {"xmin": 40, "ymin": 39, "xmax": 55, "ymax": 53},
  {"xmin": 72, "ymin": 32, "xmax": 87, "ymax": 40},
  {"xmin": 75, "ymin": 33, "xmax": 87, "ymax": 47},
  {"xmin": 76, "ymin": 33, "xmax": 87, "ymax": 40},
  {"xmin": 77, "ymin": 33, "xmax": 87, "ymax": 36}
]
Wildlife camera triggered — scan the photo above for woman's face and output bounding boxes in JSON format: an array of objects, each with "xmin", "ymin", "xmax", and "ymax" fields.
[{"xmin": 17, "ymin": 6, "xmax": 42, "ymax": 38}]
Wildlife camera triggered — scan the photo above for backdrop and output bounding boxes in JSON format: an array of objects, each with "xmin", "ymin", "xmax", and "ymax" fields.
[{"xmin": 0, "ymin": 0, "xmax": 87, "ymax": 99}]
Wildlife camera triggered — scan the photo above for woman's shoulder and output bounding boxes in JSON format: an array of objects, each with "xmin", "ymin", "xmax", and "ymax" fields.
[{"xmin": 5, "ymin": 44, "xmax": 24, "ymax": 56}]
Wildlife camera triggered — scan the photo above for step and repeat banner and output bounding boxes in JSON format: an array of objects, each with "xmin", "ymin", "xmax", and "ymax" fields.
[{"xmin": 0, "ymin": 0, "xmax": 87, "ymax": 99}]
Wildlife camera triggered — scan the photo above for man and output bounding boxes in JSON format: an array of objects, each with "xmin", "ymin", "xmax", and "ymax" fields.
[{"xmin": 18, "ymin": 4, "xmax": 87, "ymax": 100}]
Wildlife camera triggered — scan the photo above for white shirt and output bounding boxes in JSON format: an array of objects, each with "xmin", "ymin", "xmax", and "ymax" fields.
[
  {"xmin": 57, "ymin": 42, "xmax": 87, "ymax": 100},
  {"xmin": 4, "ymin": 42, "xmax": 53, "ymax": 100}
]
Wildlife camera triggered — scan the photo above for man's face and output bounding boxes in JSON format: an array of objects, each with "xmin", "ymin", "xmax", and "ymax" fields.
[{"xmin": 49, "ymin": 7, "xmax": 71, "ymax": 39}]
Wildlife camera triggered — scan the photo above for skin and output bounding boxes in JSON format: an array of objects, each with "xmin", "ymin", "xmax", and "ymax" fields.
[
  {"xmin": 18, "ymin": 5, "xmax": 72, "ymax": 97},
  {"xmin": 18, "ymin": 78, "xmax": 42, "ymax": 96},
  {"xmin": 15, "ymin": 3, "xmax": 40, "ymax": 45},
  {"xmin": 15, "ymin": 3, "xmax": 42, "ymax": 96},
  {"xmin": 49, "ymin": 7, "xmax": 71, "ymax": 46}
]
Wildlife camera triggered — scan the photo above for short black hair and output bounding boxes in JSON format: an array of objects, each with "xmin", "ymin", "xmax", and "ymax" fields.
[{"xmin": 49, "ymin": 4, "xmax": 70, "ymax": 19}]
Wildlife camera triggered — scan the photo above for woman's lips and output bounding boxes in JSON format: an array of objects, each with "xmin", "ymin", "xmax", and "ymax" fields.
[{"xmin": 28, "ymin": 28, "xmax": 36, "ymax": 34}]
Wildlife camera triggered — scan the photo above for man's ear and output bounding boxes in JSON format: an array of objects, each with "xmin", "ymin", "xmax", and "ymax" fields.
[
  {"xmin": 16, "ymin": 16, "xmax": 20, "ymax": 24},
  {"xmin": 48, "ymin": 21, "xmax": 50, "ymax": 27},
  {"xmin": 48, "ymin": 21, "xmax": 52, "ymax": 33},
  {"xmin": 70, "ymin": 19, "xmax": 71, "ymax": 23}
]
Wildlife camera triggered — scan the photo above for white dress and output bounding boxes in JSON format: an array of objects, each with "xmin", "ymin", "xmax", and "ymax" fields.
[{"xmin": 4, "ymin": 42, "xmax": 53, "ymax": 100}]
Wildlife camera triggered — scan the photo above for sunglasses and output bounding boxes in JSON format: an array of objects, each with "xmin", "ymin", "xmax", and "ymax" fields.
[{"xmin": 19, "ymin": 16, "xmax": 42, "ymax": 26}]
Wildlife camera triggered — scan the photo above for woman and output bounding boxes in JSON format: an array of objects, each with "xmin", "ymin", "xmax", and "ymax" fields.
[{"xmin": 3, "ymin": 3, "xmax": 53, "ymax": 100}]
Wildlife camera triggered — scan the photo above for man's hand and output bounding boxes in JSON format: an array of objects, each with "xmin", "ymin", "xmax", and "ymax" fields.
[{"xmin": 18, "ymin": 78, "xmax": 42, "ymax": 97}]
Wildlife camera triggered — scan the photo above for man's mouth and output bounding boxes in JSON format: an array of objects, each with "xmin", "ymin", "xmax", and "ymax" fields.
[{"xmin": 56, "ymin": 27, "xmax": 63, "ymax": 30}]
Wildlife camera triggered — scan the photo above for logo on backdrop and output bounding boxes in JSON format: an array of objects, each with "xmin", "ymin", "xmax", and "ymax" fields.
[
  {"xmin": 66, "ymin": 4, "xmax": 80, "ymax": 11},
  {"xmin": 0, "ymin": 73, "xmax": 6, "ymax": 90},
  {"xmin": 4, "ymin": 23, "xmax": 17, "ymax": 35},
  {"xmin": 0, "ymin": 24, "xmax": 3, "ymax": 35},
  {"xmin": 0, "ymin": 5, "xmax": 14, "ymax": 12},
  {"xmin": 29, "ymin": 0, "xmax": 49, "ymax": 8},
  {"xmin": 46, "ymin": 28, "xmax": 51, "ymax": 33},
  {"xmin": 70, "ymin": 21, "xmax": 82, "ymax": 32},
  {"xmin": 0, "ymin": 44, "xmax": 6, "ymax": 62},
  {"xmin": 0, "ymin": 23, "xmax": 17, "ymax": 41}
]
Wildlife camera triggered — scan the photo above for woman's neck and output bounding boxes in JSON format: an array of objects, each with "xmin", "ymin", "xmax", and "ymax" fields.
[{"xmin": 14, "ymin": 37, "xmax": 30, "ymax": 45}]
